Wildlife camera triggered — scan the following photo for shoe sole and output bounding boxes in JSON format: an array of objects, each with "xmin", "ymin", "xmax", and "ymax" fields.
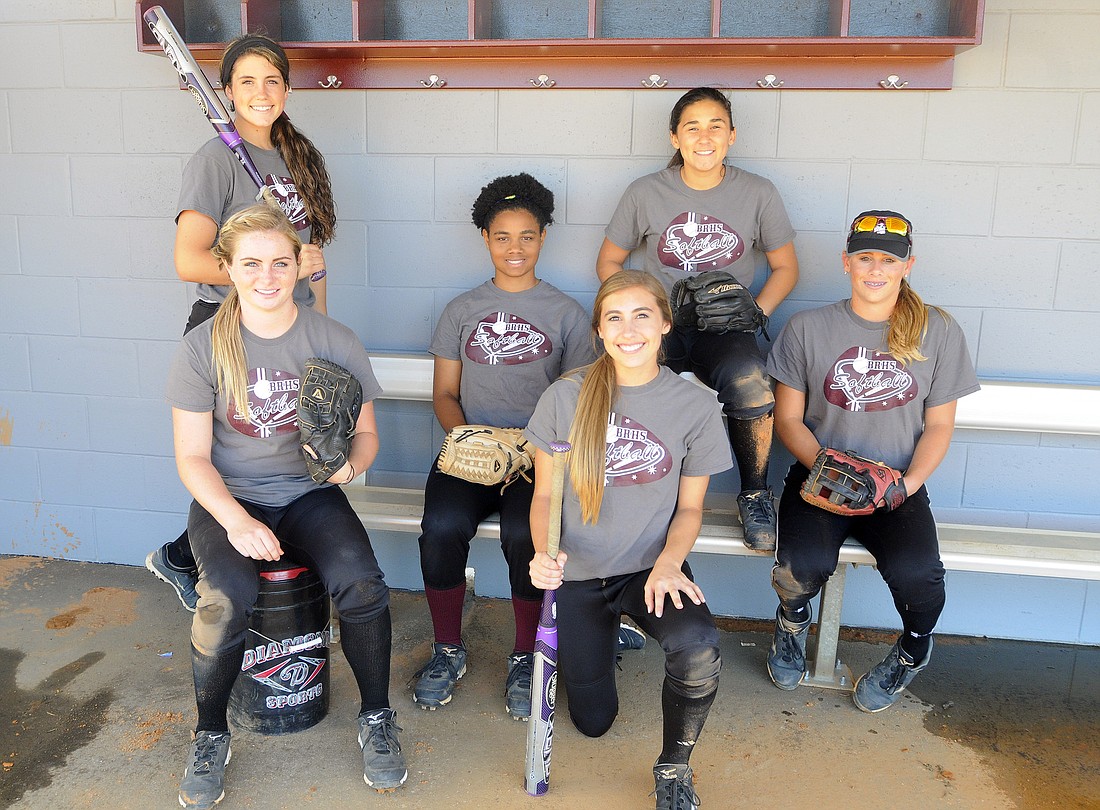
[
  {"xmin": 851, "ymin": 675, "xmax": 898, "ymax": 713},
  {"xmin": 146, "ymin": 553, "xmax": 198, "ymax": 613},
  {"xmin": 505, "ymin": 705, "xmax": 530, "ymax": 721},
  {"xmin": 766, "ymin": 664, "xmax": 804, "ymax": 691},
  {"xmin": 363, "ymin": 770, "xmax": 408, "ymax": 791},
  {"xmin": 742, "ymin": 539, "xmax": 777, "ymax": 552}
]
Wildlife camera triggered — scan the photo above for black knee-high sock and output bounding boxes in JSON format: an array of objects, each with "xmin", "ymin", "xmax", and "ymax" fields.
[
  {"xmin": 193, "ymin": 642, "xmax": 245, "ymax": 734},
  {"xmin": 727, "ymin": 413, "xmax": 772, "ymax": 492},
  {"xmin": 166, "ymin": 530, "xmax": 195, "ymax": 569},
  {"xmin": 658, "ymin": 680, "xmax": 717, "ymax": 766},
  {"xmin": 898, "ymin": 601, "xmax": 943, "ymax": 662},
  {"xmin": 340, "ymin": 607, "xmax": 392, "ymax": 714}
]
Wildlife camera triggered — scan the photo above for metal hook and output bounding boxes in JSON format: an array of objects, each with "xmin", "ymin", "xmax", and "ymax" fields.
[
  {"xmin": 529, "ymin": 74, "xmax": 556, "ymax": 89},
  {"xmin": 879, "ymin": 74, "xmax": 909, "ymax": 89},
  {"xmin": 419, "ymin": 74, "xmax": 447, "ymax": 89},
  {"xmin": 641, "ymin": 74, "xmax": 668, "ymax": 89},
  {"xmin": 756, "ymin": 74, "xmax": 784, "ymax": 89},
  {"xmin": 318, "ymin": 75, "xmax": 342, "ymax": 89}
]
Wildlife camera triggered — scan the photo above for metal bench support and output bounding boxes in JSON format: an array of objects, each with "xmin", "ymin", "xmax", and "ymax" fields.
[{"xmin": 803, "ymin": 563, "xmax": 854, "ymax": 691}]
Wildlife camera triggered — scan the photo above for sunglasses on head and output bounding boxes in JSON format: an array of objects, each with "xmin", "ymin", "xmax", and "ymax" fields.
[{"xmin": 850, "ymin": 215, "xmax": 912, "ymax": 244}]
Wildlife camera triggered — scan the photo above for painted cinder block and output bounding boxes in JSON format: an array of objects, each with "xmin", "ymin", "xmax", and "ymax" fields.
[
  {"xmin": 61, "ymin": 22, "xmax": 165, "ymax": 89},
  {"xmin": 373, "ymin": 400, "xmax": 436, "ymax": 475},
  {"xmin": 286, "ymin": 90, "xmax": 366, "ymax": 156},
  {"xmin": 0, "ymin": 336, "xmax": 32, "ymax": 390},
  {"xmin": 137, "ymin": 339, "xmax": 179, "ymax": 399},
  {"xmin": 1078, "ymin": 93, "xmax": 1100, "ymax": 165},
  {"xmin": 976, "ymin": 309, "xmax": 1100, "ymax": 381},
  {"xmin": 127, "ymin": 217, "xmax": 179, "ymax": 281},
  {"xmin": 565, "ymin": 156, "xmax": 666, "ymax": 226},
  {"xmin": 39, "ymin": 448, "xmax": 153, "ymax": 509},
  {"xmin": 777, "ymin": 91, "xmax": 926, "ymax": 160},
  {"xmin": 0, "ymin": 391, "xmax": 91, "ymax": 450},
  {"xmin": 367, "ymin": 91, "xmax": 498, "ymax": 155},
  {"xmin": 0, "ymin": 217, "xmax": 16, "ymax": 273},
  {"xmin": 850, "ymin": 162, "xmax": 997, "ymax": 237},
  {"xmin": 78, "ymin": 279, "xmax": 187, "ymax": 340},
  {"xmin": 328, "ymin": 155, "xmax": 434, "ymax": 223},
  {"xmin": 29, "ymin": 335, "xmax": 140, "ymax": 396},
  {"xmin": 952, "ymin": 11, "xmax": 1009, "ymax": 89},
  {"xmin": 0, "ymin": 447, "xmax": 41, "ymax": 501},
  {"xmin": 9, "ymin": 90, "xmax": 123, "ymax": 154},
  {"xmin": 0, "ymin": 155, "xmax": 70, "ymax": 216},
  {"xmin": 21, "ymin": 217, "xmax": 134, "ymax": 278},
  {"xmin": 94, "ymin": 507, "xmax": 187, "ymax": 567},
  {"xmin": 1005, "ymin": 12, "xmax": 1100, "ymax": 89},
  {"xmin": 434, "ymin": 156, "xmax": 568, "ymax": 223},
  {"xmin": 0, "ymin": 2, "xmax": 117, "ymax": 24},
  {"xmin": 122, "ymin": 88, "xmax": 213, "ymax": 156},
  {"xmin": 141, "ymin": 454, "xmax": 191, "ymax": 512},
  {"xmin": 925, "ymin": 90, "xmax": 1077, "ymax": 164},
  {"xmin": 87, "ymin": 396, "xmax": 173, "ymax": 457},
  {"xmin": 368, "ymin": 221, "xmax": 484, "ymax": 289},
  {"xmin": 747, "ymin": 159, "xmax": 851, "ymax": 233},
  {"xmin": 534, "ymin": 223, "xmax": 606, "ymax": 293},
  {"xmin": 964, "ymin": 444, "xmax": 1100, "ymax": 513},
  {"xmin": 1, "ymin": 276, "xmax": 80, "ymax": 336},
  {"xmin": 0, "ymin": 499, "xmax": 98, "ymax": 561},
  {"xmin": 362, "ymin": 285, "xmax": 435, "ymax": 351},
  {"xmin": 995, "ymin": 167, "xmax": 1100, "ymax": 238},
  {"xmin": 0, "ymin": 25, "xmax": 65, "ymax": 88},
  {"xmin": 497, "ymin": 90, "xmax": 632, "ymax": 156},
  {"xmin": 71, "ymin": 155, "xmax": 180, "ymax": 218}
]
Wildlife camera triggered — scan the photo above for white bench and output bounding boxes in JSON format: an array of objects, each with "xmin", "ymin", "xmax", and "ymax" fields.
[{"xmin": 354, "ymin": 352, "xmax": 1100, "ymax": 690}]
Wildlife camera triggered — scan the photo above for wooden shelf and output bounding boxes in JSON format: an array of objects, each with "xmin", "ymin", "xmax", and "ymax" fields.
[{"xmin": 136, "ymin": 0, "xmax": 984, "ymax": 90}]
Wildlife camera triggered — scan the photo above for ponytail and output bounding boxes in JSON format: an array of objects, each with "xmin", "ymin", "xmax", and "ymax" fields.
[
  {"xmin": 886, "ymin": 279, "xmax": 950, "ymax": 366},
  {"xmin": 210, "ymin": 289, "xmax": 250, "ymax": 424},
  {"xmin": 271, "ymin": 115, "xmax": 337, "ymax": 245}
]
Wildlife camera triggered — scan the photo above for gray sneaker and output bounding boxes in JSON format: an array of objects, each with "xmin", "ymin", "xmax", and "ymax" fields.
[
  {"xmin": 737, "ymin": 489, "xmax": 777, "ymax": 551},
  {"xmin": 146, "ymin": 544, "xmax": 199, "ymax": 612},
  {"xmin": 615, "ymin": 622, "xmax": 647, "ymax": 652},
  {"xmin": 357, "ymin": 708, "xmax": 408, "ymax": 790},
  {"xmin": 766, "ymin": 606, "xmax": 810, "ymax": 690},
  {"xmin": 505, "ymin": 652, "xmax": 533, "ymax": 720},
  {"xmin": 178, "ymin": 731, "xmax": 231, "ymax": 809},
  {"xmin": 853, "ymin": 639, "xmax": 933, "ymax": 713},
  {"xmin": 412, "ymin": 642, "xmax": 467, "ymax": 709},
  {"xmin": 652, "ymin": 763, "xmax": 700, "ymax": 810}
]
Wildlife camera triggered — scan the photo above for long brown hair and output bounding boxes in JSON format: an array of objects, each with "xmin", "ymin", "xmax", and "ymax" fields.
[
  {"xmin": 220, "ymin": 35, "xmax": 337, "ymax": 246},
  {"xmin": 568, "ymin": 271, "xmax": 673, "ymax": 524},
  {"xmin": 209, "ymin": 205, "xmax": 302, "ymax": 423}
]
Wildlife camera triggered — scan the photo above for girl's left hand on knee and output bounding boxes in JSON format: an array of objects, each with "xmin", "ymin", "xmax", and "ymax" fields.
[{"xmin": 644, "ymin": 559, "xmax": 705, "ymax": 618}]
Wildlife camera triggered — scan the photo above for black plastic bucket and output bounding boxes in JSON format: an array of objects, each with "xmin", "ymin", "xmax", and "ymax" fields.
[{"xmin": 228, "ymin": 559, "xmax": 331, "ymax": 734}]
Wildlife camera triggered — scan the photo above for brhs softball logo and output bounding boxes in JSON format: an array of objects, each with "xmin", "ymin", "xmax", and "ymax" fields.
[
  {"xmin": 604, "ymin": 414, "xmax": 672, "ymax": 486},
  {"xmin": 825, "ymin": 347, "xmax": 917, "ymax": 412},
  {"xmin": 229, "ymin": 367, "xmax": 301, "ymax": 438},
  {"xmin": 264, "ymin": 173, "xmax": 309, "ymax": 232},
  {"xmin": 465, "ymin": 312, "xmax": 552, "ymax": 365},
  {"xmin": 659, "ymin": 212, "xmax": 744, "ymax": 273}
]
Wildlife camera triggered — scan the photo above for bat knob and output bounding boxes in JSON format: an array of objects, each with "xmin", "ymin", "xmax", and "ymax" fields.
[{"xmin": 549, "ymin": 441, "xmax": 571, "ymax": 454}]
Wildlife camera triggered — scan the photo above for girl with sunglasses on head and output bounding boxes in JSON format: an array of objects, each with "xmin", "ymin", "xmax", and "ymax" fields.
[
  {"xmin": 596, "ymin": 86, "xmax": 800, "ymax": 554},
  {"xmin": 166, "ymin": 205, "xmax": 404, "ymax": 808},
  {"xmin": 527, "ymin": 271, "xmax": 732, "ymax": 810},
  {"xmin": 146, "ymin": 33, "xmax": 337, "ymax": 613},
  {"xmin": 412, "ymin": 173, "xmax": 596, "ymax": 720},
  {"xmin": 765, "ymin": 211, "xmax": 979, "ymax": 711}
]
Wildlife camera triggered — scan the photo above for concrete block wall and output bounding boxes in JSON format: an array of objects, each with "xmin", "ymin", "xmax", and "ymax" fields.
[{"xmin": 0, "ymin": 0, "xmax": 1096, "ymax": 642}]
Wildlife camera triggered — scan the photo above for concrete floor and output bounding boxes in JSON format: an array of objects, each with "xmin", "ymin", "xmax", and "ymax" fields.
[{"xmin": 1, "ymin": 555, "xmax": 1097, "ymax": 809}]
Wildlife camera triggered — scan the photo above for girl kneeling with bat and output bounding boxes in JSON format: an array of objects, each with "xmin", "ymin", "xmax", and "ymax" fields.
[
  {"xmin": 526, "ymin": 270, "xmax": 732, "ymax": 810},
  {"xmin": 167, "ymin": 206, "xmax": 404, "ymax": 809},
  {"xmin": 765, "ymin": 211, "xmax": 979, "ymax": 711}
]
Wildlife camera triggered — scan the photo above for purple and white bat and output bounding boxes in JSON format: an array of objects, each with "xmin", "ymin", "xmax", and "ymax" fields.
[
  {"xmin": 525, "ymin": 440, "xmax": 570, "ymax": 796},
  {"xmin": 143, "ymin": 6, "xmax": 325, "ymax": 281}
]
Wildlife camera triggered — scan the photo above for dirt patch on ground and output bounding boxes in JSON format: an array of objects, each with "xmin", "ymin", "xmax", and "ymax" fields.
[
  {"xmin": 45, "ymin": 587, "xmax": 138, "ymax": 636},
  {"xmin": 120, "ymin": 711, "xmax": 186, "ymax": 754},
  {"xmin": 0, "ymin": 556, "xmax": 47, "ymax": 591}
]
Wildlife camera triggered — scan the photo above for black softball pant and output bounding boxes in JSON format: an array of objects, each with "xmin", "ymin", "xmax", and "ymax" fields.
[
  {"xmin": 417, "ymin": 463, "xmax": 541, "ymax": 602},
  {"xmin": 772, "ymin": 463, "xmax": 946, "ymax": 620},
  {"xmin": 663, "ymin": 325, "xmax": 774, "ymax": 420},
  {"xmin": 556, "ymin": 566, "xmax": 721, "ymax": 739}
]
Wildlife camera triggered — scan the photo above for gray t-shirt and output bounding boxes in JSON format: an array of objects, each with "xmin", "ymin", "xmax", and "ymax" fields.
[
  {"xmin": 429, "ymin": 280, "xmax": 596, "ymax": 427},
  {"xmin": 166, "ymin": 305, "xmax": 381, "ymax": 507},
  {"xmin": 767, "ymin": 300, "xmax": 980, "ymax": 470},
  {"xmin": 525, "ymin": 366, "xmax": 732, "ymax": 581},
  {"xmin": 604, "ymin": 165, "xmax": 796, "ymax": 295},
  {"xmin": 178, "ymin": 136, "xmax": 315, "ymax": 308}
]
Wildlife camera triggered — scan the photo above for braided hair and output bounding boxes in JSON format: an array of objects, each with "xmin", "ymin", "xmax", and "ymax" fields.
[{"xmin": 471, "ymin": 173, "xmax": 555, "ymax": 232}]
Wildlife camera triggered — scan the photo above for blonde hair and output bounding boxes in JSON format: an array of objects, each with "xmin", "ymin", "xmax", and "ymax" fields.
[
  {"xmin": 209, "ymin": 205, "xmax": 302, "ymax": 423},
  {"xmin": 568, "ymin": 271, "xmax": 673, "ymax": 524},
  {"xmin": 884, "ymin": 277, "xmax": 951, "ymax": 367}
]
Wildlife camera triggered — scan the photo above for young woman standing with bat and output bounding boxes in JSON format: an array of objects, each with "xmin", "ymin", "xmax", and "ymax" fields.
[
  {"xmin": 166, "ymin": 205, "xmax": 404, "ymax": 808},
  {"xmin": 147, "ymin": 33, "xmax": 337, "ymax": 611},
  {"xmin": 765, "ymin": 211, "xmax": 979, "ymax": 711},
  {"xmin": 596, "ymin": 87, "xmax": 800, "ymax": 554},
  {"xmin": 526, "ymin": 270, "xmax": 732, "ymax": 809},
  {"xmin": 412, "ymin": 173, "xmax": 596, "ymax": 719}
]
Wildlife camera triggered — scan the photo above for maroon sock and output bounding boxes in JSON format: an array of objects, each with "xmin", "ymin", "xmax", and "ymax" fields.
[
  {"xmin": 425, "ymin": 584, "xmax": 466, "ymax": 646},
  {"xmin": 512, "ymin": 595, "xmax": 542, "ymax": 653}
]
